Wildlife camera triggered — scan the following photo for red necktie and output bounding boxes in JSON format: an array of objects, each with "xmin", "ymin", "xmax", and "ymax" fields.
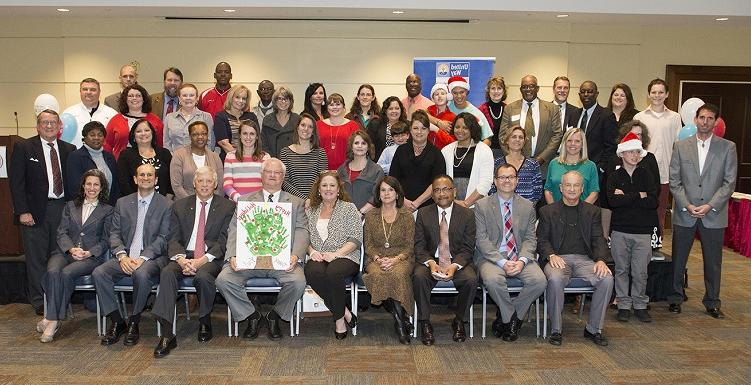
[
  {"xmin": 48, "ymin": 142, "xmax": 63, "ymax": 197},
  {"xmin": 503, "ymin": 202, "xmax": 518, "ymax": 261},
  {"xmin": 194, "ymin": 201, "xmax": 207, "ymax": 258},
  {"xmin": 166, "ymin": 98, "xmax": 175, "ymax": 115}
]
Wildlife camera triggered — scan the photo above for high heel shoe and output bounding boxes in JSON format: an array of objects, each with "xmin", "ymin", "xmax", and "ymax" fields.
[
  {"xmin": 335, "ymin": 330, "xmax": 348, "ymax": 340},
  {"xmin": 346, "ymin": 312, "xmax": 358, "ymax": 330},
  {"xmin": 40, "ymin": 322, "xmax": 60, "ymax": 343}
]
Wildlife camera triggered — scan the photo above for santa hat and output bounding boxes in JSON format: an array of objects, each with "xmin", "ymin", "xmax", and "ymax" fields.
[
  {"xmin": 447, "ymin": 76, "xmax": 469, "ymax": 92},
  {"xmin": 430, "ymin": 83, "xmax": 453, "ymax": 101},
  {"xmin": 616, "ymin": 132, "xmax": 648, "ymax": 157}
]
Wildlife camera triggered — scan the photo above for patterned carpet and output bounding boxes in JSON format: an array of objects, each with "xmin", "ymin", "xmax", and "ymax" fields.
[{"xmin": 1, "ymin": 233, "xmax": 750, "ymax": 385}]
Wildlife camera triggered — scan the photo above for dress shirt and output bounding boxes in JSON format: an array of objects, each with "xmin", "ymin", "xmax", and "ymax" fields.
[
  {"xmin": 163, "ymin": 94, "xmax": 178, "ymax": 117},
  {"xmin": 40, "ymin": 137, "xmax": 63, "ymax": 199},
  {"xmin": 262, "ymin": 189, "xmax": 280, "ymax": 203},
  {"xmin": 553, "ymin": 101, "xmax": 567, "ymax": 130},
  {"xmin": 634, "ymin": 106, "xmax": 681, "ymax": 184},
  {"xmin": 429, "ymin": 203, "xmax": 463, "ymax": 269},
  {"xmin": 401, "ymin": 94, "xmax": 434, "ymax": 115},
  {"xmin": 118, "ymin": 191, "xmax": 155, "ymax": 261},
  {"xmin": 495, "ymin": 195, "xmax": 529, "ymax": 268},
  {"xmin": 520, "ymin": 99, "xmax": 541, "ymax": 154},
  {"xmin": 577, "ymin": 104, "xmax": 597, "ymax": 132},
  {"xmin": 697, "ymin": 134, "xmax": 712, "ymax": 176},
  {"xmin": 81, "ymin": 200, "xmax": 98, "ymax": 224},
  {"xmin": 173, "ymin": 196, "xmax": 216, "ymax": 262}
]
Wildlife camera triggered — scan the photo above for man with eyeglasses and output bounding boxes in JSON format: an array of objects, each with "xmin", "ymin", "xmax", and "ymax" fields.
[
  {"xmin": 413, "ymin": 175, "xmax": 478, "ymax": 345},
  {"xmin": 10, "ymin": 109, "xmax": 77, "ymax": 315},
  {"xmin": 199, "ymin": 62, "xmax": 233, "ymax": 119},
  {"xmin": 538, "ymin": 170, "xmax": 613, "ymax": 346},
  {"xmin": 499, "ymin": 75, "xmax": 562, "ymax": 178},
  {"xmin": 570, "ymin": 80, "xmax": 618, "ymax": 205},
  {"xmin": 474, "ymin": 164, "xmax": 546, "ymax": 341}
]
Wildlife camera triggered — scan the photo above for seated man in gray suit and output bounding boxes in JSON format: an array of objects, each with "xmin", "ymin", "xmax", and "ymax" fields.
[
  {"xmin": 475, "ymin": 164, "xmax": 546, "ymax": 341},
  {"xmin": 216, "ymin": 158, "xmax": 308, "ymax": 341},
  {"xmin": 538, "ymin": 170, "xmax": 613, "ymax": 346},
  {"xmin": 152, "ymin": 166, "xmax": 235, "ymax": 358},
  {"xmin": 93, "ymin": 163, "xmax": 172, "ymax": 347}
]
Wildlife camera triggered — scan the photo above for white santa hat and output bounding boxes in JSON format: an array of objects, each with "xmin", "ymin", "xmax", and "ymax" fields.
[
  {"xmin": 616, "ymin": 132, "xmax": 648, "ymax": 157},
  {"xmin": 430, "ymin": 83, "xmax": 453, "ymax": 101},
  {"xmin": 447, "ymin": 75, "xmax": 469, "ymax": 92}
]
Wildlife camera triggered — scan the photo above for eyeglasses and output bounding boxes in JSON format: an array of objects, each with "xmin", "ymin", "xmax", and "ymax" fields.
[
  {"xmin": 520, "ymin": 85, "xmax": 538, "ymax": 90},
  {"xmin": 432, "ymin": 187, "xmax": 454, "ymax": 194},
  {"xmin": 275, "ymin": 97, "xmax": 289, "ymax": 102},
  {"xmin": 495, "ymin": 175, "xmax": 517, "ymax": 181},
  {"xmin": 39, "ymin": 120, "xmax": 58, "ymax": 127},
  {"xmin": 263, "ymin": 170, "xmax": 284, "ymax": 176}
]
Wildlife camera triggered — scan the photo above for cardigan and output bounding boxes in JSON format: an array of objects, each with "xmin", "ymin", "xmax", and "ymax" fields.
[
  {"xmin": 337, "ymin": 158, "xmax": 384, "ymax": 210},
  {"xmin": 441, "ymin": 141, "xmax": 494, "ymax": 203},
  {"xmin": 169, "ymin": 146, "xmax": 224, "ymax": 200},
  {"xmin": 306, "ymin": 200, "xmax": 363, "ymax": 264}
]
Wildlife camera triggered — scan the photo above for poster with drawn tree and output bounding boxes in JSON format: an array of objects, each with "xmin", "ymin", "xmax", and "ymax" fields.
[{"xmin": 235, "ymin": 201, "xmax": 292, "ymax": 270}]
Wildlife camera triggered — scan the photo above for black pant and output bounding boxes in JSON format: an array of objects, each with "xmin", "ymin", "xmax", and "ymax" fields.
[
  {"xmin": 21, "ymin": 199, "xmax": 65, "ymax": 308},
  {"xmin": 304, "ymin": 259, "xmax": 358, "ymax": 320},
  {"xmin": 151, "ymin": 260, "xmax": 222, "ymax": 324},
  {"xmin": 669, "ymin": 220, "xmax": 725, "ymax": 309},
  {"xmin": 412, "ymin": 264, "xmax": 478, "ymax": 322}
]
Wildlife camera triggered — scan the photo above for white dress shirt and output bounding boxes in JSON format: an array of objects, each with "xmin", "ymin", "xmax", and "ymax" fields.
[
  {"xmin": 40, "ymin": 137, "xmax": 63, "ymax": 199},
  {"xmin": 520, "ymin": 99, "xmax": 541, "ymax": 154}
]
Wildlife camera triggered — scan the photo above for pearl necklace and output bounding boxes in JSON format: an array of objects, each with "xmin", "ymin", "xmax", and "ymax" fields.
[{"xmin": 453, "ymin": 140, "xmax": 474, "ymax": 168}]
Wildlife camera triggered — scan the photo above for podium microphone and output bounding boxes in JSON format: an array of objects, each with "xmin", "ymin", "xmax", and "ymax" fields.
[{"xmin": 14, "ymin": 111, "xmax": 19, "ymax": 136}]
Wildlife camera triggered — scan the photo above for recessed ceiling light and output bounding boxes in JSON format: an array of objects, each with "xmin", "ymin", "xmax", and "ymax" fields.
[
  {"xmin": 556, "ymin": 14, "xmax": 569, "ymax": 18},
  {"xmin": 224, "ymin": 9, "xmax": 237, "ymax": 13},
  {"xmin": 57, "ymin": 8, "xmax": 70, "ymax": 12},
  {"xmin": 393, "ymin": 10, "xmax": 404, "ymax": 15},
  {"xmin": 715, "ymin": 17, "xmax": 729, "ymax": 21}
]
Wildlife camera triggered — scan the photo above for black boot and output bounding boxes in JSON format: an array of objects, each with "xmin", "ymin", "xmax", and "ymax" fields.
[{"xmin": 390, "ymin": 300, "xmax": 410, "ymax": 344}]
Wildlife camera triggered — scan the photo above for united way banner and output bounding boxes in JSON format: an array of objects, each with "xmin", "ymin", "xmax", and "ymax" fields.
[{"xmin": 413, "ymin": 57, "xmax": 496, "ymax": 107}]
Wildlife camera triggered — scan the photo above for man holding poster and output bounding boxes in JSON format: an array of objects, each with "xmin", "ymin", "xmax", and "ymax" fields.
[{"xmin": 216, "ymin": 158, "xmax": 308, "ymax": 341}]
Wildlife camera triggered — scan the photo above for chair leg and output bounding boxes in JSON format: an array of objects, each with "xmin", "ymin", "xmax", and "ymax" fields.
[
  {"xmin": 289, "ymin": 301, "xmax": 295, "ymax": 337},
  {"xmin": 227, "ymin": 306, "xmax": 233, "ymax": 337},
  {"xmin": 351, "ymin": 284, "xmax": 358, "ymax": 336},
  {"xmin": 173, "ymin": 304, "xmax": 177, "ymax": 335},
  {"xmin": 119, "ymin": 292, "xmax": 127, "ymax": 317},
  {"xmin": 469, "ymin": 304, "xmax": 474, "ymax": 339},
  {"xmin": 481, "ymin": 287, "xmax": 487, "ymax": 339},
  {"xmin": 184, "ymin": 294, "xmax": 191, "ymax": 320},
  {"xmin": 67, "ymin": 303, "xmax": 74, "ymax": 319},
  {"xmin": 96, "ymin": 293, "xmax": 102, "ymax": 336},
  {"xmin": 296, "ymin": 298, "xmax": 301, "ymax": 335},
  {"xmin": 543, "ymin": 295, "xmax": 548, "ymax": 338},
  {"xmin": 535, "ymin": 297, "xmax": 540, "ymax": 338},
  {"xmin": 412, "ymin": 302, "xmax": 418, "ymax": 338},
  {"xmin": 578, "ymin": 293, "xmax": 586, "ymax": 320}
]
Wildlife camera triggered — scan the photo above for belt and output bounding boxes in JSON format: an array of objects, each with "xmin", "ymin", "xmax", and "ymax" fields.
[{"xmin": 47, "ymin": 197, "xmax": 64, "ymax": 201}]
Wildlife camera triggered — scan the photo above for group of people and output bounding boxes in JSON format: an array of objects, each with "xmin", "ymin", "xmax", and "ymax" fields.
[{"xmin": 9, "ymin": 62, "xmax": 737, "ymax": 356}]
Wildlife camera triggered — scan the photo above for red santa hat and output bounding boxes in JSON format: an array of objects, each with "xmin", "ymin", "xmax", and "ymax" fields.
[
  {"xmin": 447, "ymin": 76, "xmax": 469, "ymax": 92},
  {"xmin": 616, "ymin": 132, "xmax": 648, "ymax": 157}
]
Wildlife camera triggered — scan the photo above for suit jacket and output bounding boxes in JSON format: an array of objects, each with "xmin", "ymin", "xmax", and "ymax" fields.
[
  {"xmin": 150, "ymin": 92, "xmax": 165, "ymax": 122},
  {"xmin": 414, "ymin": 203, "xmax": 476, "ymax": 267},
  {"xmin": 104, "ymin": 93, "xmax": 120, "ymax": 110},
  {"xmin": 499, "ymin": 99, "xmax": 562, "ymax": 176},
  {"xmin": 474, "ymin": 194, "xmax": 537, "ymax": 265},
  {"xmin": 9, "ymin": 135, "xmax": 76, "ymax": 224},
  {"xmin": 169, "ymin": 146, "xmax": 224, "ymax": 200},
  {"xmin": 570, "ymin": 104, "xmax": 618, "ymax": 172},
  {"xmin": 110, "ymin": 191, "xmax": 173, "ymax": 259},
  {"xmin": 226, "ymin": 190, "xmax": 310, "ymax": 261},
  {"xmin": 536, "ymin": 200, "xmax": 610, "ymax": 265},
  {"xmin": 55, "ymin": 200, "xmax": 114, "ymax": 261},
  {"xmin": 168, "ymin": 194, "xmax": 235, "ymax": 260},
  {"xmin": 669, "ymin": 135, "xmax": 737, "ymax": 228},
  {"xmin": 560, "ymin": 102, "xmax": 581, "ymax": 130},
  {"xmin": 65, "ymin": 146, "xmax": 120, "ymax": 206}
]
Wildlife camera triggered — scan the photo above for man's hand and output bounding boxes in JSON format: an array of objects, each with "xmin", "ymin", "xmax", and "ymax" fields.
[
  {"xmin": 437, "ymin": 120, "xmax": 451, "ymax": 133},
  {"xmin": 19, "ymin": 213, "xmax": 35, "ymax": 226},
  {"xmin": 119, "ymin": 255, "xmax": 133, "ymax": 275},
  {"xmin": 503, "ymin": 260, "xmax": 523, "ymax": 276},
  {"xmin": 639, "ymin": 191, "xmax": 647, "ymax": 199},
  {"xmin": 593, "ymin": 260, "xmax": 611, "ymax": 279},
  {"xmin": 549, "ymin": 254, "xmax": 566, "ymax": 269},
  {"xmin": 286, "ymin": 255, "xmax": 299, "ymax": 272},
  {"xmin": 614, "ymin": 189, "xmax": 624, "ymax": 195},
  {"xmin": 443, "ymin": 264, "xmax": 458, "ymax": 281}
]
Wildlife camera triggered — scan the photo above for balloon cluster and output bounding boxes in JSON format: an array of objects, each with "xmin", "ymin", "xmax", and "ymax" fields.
[
  {"xmin": 33, "ymin": 93, "xmax": 77, "ymax": 142},
  {"xmin": 677, "ymin": 97, "xmax": 726, "ymax": 140}
]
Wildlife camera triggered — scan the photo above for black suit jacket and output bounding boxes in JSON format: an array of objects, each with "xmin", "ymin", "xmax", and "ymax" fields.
[
  {"xmin": 536, "ymin": 200, "xmax": 610, "ymax": 265},
  {"xmin": 65, "ymin": 146, "xmax": 120, "ymax": 206},
  {"xmin": 168, "ymin": 194, "xmax": 236, "ymax": 261},
  {"xmin": 570, "ymin": 104, "xmax": 618, "ymax": 173},
  {"xmin": 561, "ymin": 102, "xmax": 581, "ymax": 130},
  {"xmin": 9, "ymin": 135, "xmax": 76, "ymax": 224},
  {"xmin": 414, "ymin": 203, "xmax": 476, "ymax": 268}
]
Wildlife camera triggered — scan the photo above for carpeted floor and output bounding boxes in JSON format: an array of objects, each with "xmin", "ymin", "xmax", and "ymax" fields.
[{"xmin": 1, "ymin": 233, "xmax": 750, "ymax": 385}]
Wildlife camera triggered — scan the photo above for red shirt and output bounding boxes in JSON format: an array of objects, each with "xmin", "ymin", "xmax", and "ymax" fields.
[
  {"xmin": 199, "ymin": 87, "xmax": 230, "ymax": 119},
  {"xmin": 427, "ymin": 105, "xmax": 456, "ymax": 149},
  {"xmin": 317, "ymin": 120, "xmax": 360, "ymax": 171},
  {"xmin": 104, "ymin": 113, "xmax": 164, "ymax": 159}
]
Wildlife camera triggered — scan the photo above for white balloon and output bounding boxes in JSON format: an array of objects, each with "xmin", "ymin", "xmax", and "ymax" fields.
[
  {"xmin": 34, "ymin": 93, "xmax": 60, "ymax": 116},
  {"xmin": 679, "ymin": 97, "xmax": 704, "ymax": 125}
]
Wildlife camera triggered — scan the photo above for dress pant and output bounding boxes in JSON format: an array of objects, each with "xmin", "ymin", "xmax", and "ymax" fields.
[
  {"xmin": 216, "ymin": 263, "xmax": 306, "ymax": 322},
  {"xmin": 544, "ymin": 254, "xmax": 613, "ymax": 334},
  {"xmin": 304, "ymin": 259, "xmax": 358, "ymax": 320},
  {"xmin": 412, "ymin": 263, "xmax": 478, "ymax": 322},
  {"xmin": 478, "ymin": 259, "xmax": 546, "ymax": 323},
  {"xmin": 668, "ymin": 219, "xmax": 725, "ymax": 309},
  {"xmin": 152, "ymin": 259, "xmax": 222, "ymax": 323},
  {"xmin": 43, "ymin": 253, "xmax": 101, "ymax": 320},
  {"xmin": 92, "ymin": 256, "xmax": 167, "ymax": 317},
  {"xmin": 611, "ymin": 231, "xmax": 651, "ymax": 310},
  {"xmin": 21, "ymin": 198, "xmax": 65, "ymax": 308}
]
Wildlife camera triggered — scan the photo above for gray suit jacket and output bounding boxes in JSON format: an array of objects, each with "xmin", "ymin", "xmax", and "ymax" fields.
[
  {"xmin": 104, "ymin": 92, "xmax": 121, "ymax": 110},
  {"xmin": 226, "ymin": 190, "xmax": 309, "ymax": 261},
  {"xmin": 56, "ymin": 201, "xmax": 114, "ymax": 261},
  {"xmin": 474, "ymin": 193, "xmax": 537, "ymax": 265},
  {"xmin": 669, "ymin": 135, "xmax": 737, "ymax": 228},
  {"xmin": 168, "ymin": 194, "xmax": 235, "ymax": 260},
  {"xmin": 110, "ymin": 191, "xmax": 173, "ymax": 259},
  {"xmin": 499, "ymin": 98, "xmax": 563, "ymax": 176}
]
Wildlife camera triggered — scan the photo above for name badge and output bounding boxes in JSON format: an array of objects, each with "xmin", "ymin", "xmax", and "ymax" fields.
[{"xmin": 511, "ymin": 114, "xmax": 521, "ymax": 121}]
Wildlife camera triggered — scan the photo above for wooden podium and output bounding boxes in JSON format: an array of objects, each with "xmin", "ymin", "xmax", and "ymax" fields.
[{"xmin": 0, "ymin": 135, "xmax": 24, "ymax": 255}]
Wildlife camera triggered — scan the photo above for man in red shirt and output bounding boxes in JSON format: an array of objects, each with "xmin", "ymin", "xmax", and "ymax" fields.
[{"xmin": 199, "ymin": 62, "xmax": 233, "ymax": 119}]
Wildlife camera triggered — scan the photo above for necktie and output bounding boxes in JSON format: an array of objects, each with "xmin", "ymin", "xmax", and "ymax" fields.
[
  {"xmin": 48, "ymin": 142, "xmax": 63, "ymax": 197},
  {"xmin": 503, "ymin": 202, "xmax": 518, "ymax": 261},
  {"xmin": 580, "ymin": 109, "xmax": 589, "ymax": 132},
  {"xmin": 166, "ymin": 98, "xmax": 175, "ymax": 115},
  {"xmin": 438, "ymin": 211, "xmax": 451, "ymax": 268},
  {"xmin": 128, "ymin": 200, "xmax": 147, "ymax": 258},
  {"xmin": 523, "ymin": 102, "xmax": 535, "ymax": 156},
  {"xmin": 268, "ymin": 193, "xmax": 274, "ymax": 202},
  {"xmin": 194, "ymin": 201, "xmax": 207, "ymax": 258}
]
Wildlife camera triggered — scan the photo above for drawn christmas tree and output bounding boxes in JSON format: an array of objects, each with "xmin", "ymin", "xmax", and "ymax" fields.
[{"xmin": 242, "ymin": 206, "xmax": 289, "ymax": 256}]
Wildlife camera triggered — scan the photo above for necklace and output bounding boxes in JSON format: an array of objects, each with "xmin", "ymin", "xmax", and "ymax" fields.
[
  {"xmin": 413, "ymin": 142, "xmax": 426, "ymax": 156},
  {"xmin": 489, "ymin": 103, "xmax": 503, "ymax": 120},
  {"xmin": 381, "ymin": 209, "xmax": 396, "ymax": 248},
  {"xmin": 329, "ymin": 121, "xmax": 343, "ymax": 150},
  {"xmin": 453, "ymin": 140, "xmax": 474, "ymax": 168}
]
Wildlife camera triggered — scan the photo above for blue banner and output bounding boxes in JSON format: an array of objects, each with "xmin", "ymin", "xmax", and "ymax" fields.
[{"xmin": 413, "ymin": 57, "xmax": 496, "ymax": 107}]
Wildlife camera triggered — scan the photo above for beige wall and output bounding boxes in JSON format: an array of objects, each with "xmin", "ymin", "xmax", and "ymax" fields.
[{"xmin": 2, "ymin": 17, "xmax": 751, "ymax": 137}]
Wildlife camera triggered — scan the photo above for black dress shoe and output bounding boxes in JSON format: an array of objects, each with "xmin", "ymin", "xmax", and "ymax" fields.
[
  {"xmin": 153, "ymin": 335, "xmax": 177, "ymax": 358},
  {"xmin": 123, "ymin": 321, "xmax": 140, "ymax": 346},
  {"xmin": 242, "ymin": 312, "xmax": 262, "ymax": 340},
  {"xmin": 492, "ymin": 317, "xmax": 506, "ymax": 339},
  {"xmin": 335, "ymin": 329, "xmax": 348, "ymax": 340},
  {"xmin": 668, "ymin": 303, "xmax": 682, "ymax": 313},
  {"xmin": 549, "ymin": 332, "xmax": 562, "ymax": 346},
  {"xmin": 197, "ymin": 323, "xmax": 212, "ymax": 342},
  {"xmin": 420, "ymin": 321, "xmax": 435, "ymax": 346},
  {"xmin": 583, "ymin": 328, "xmax": 608, "ymax": 346},
  {"xmin": 451, "ymin": 318, "xmax": 466, "ymax": 342},
  {"xmin": 505, "ymin": 314, "xmax": 521, "ymax": 342},
  {"xmin": 266, "ymin": 311, "xmax": 283, "ymax": 340},
  {"xmin": 101, "ymin": 321, "xmax": 127, "ymax": 346},
  {"xmin": 706, "ymin": 308, "xmax": 725, "ymax": 319}
]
